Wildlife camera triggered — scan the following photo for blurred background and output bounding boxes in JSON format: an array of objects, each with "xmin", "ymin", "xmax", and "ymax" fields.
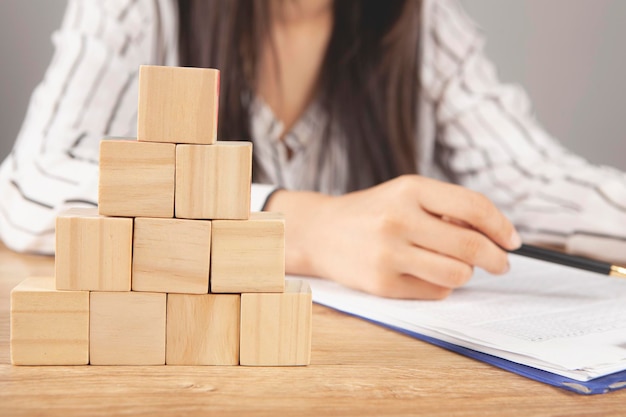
[{"xmin": 0, "ymin": 0, "xmax": 625, "ymax": 169}]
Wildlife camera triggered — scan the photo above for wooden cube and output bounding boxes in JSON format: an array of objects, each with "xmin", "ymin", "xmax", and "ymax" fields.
[
  {"xmin": 166, "ymin": 294, "xmax": 240, "ymax": 365},
  {"xmin": 138, "ymin": 65, "xmax": 219, "ymax": 145},
  {"xmin": 132, "ymin": 218, "xmax": 211, "ymax": 294},
  {"xmin": 55, "ymin": 208, "xmax": 132, "ymax": 292},
  {"xmin": 11, "ymin": 277, "xmax": 89, "ymax": 365},
  {"xmin": 175, "ymin": 142, "xmax": 252, "ymax": 220},
  {"xmin": 90, "ymin": 292, "xmax": 166, "ymax": 365},
  {"xmin": 99, "ymin": 139, "xmax": 175, "ymax": 218},
  {"xmin": 240, "ymin": 280, "xmax": 312, "ymax": 366},
  {"xmin": 211, "ymin": 212, "xmax": 284, "ymax": 293}
]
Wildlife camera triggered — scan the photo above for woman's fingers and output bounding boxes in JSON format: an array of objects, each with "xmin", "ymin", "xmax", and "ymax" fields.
[
  {"xmin": 414, "ymin": 177, "xmax": 522, "ymax": 251},
  {"xmin": 407, "ymin": 211, "xmax": 510, "ymax": 274},
  {"xmin": 395, "ymin": 245, "xmax": 474, "ymax": 289}
]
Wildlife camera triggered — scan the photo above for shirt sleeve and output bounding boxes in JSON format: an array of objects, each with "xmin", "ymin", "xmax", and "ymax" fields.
[
  {"xmin": 423, "ymin": 0, "xmax": 626, "ymax": 263},
  {"xmin": 251, "ymin": 183, "xmax": 280, "ymax": 212},
  {"xmin": 0, "ymin": 0, "xmax": 279, "ymax": 254},
  {"xmin": 0, "ymin": 0, "xmax": 168, "ymax": 254}
]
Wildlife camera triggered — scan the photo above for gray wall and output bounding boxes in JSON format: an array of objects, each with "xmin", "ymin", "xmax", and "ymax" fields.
[
  {"xmin": 0, "ymin": 0, "xmax": 625, "ymax": 170},
  {"xmin": 460, "ymin": 0, "xmax": 626, "ymax": 170},
  {"xmin": 0, "ymin": 0, "xmax": 66, "ymax": 159}
]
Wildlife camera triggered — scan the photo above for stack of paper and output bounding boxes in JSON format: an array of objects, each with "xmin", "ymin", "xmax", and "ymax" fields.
[{"xmin": 301, "ymin": 255, "xmax": 626, "ymax": 391}]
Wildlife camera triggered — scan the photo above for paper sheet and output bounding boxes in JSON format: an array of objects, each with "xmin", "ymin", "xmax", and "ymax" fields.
[{"xmin": 301, "ymin": 254, "xmax": 626, "ymax": 381}]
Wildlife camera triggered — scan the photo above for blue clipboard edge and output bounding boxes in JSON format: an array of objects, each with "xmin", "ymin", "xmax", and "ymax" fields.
[{"xmin": 314, "ymin": 301, "xmax": 626, "ymax": 395}]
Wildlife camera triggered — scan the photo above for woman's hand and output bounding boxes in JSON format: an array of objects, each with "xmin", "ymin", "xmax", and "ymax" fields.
[{"xmin": 266, "ymin": 175, "xmax": 522, "ymax": 299}]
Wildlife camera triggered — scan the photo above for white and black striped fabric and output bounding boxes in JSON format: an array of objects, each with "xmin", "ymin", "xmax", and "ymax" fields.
[{"xmin": 1, "ymin": 0, "xmax": 625, "ymax": 262}]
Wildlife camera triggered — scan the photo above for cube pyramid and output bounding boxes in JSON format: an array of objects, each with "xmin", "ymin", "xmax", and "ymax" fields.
[{"xmin": 10, "ymin": 65, "xmax": 312, "ymax": 366}]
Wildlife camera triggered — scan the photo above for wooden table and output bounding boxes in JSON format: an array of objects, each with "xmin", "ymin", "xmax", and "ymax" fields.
[{"xmin": 1, "ymin": 243, "xmax": 624, "ymax": 416}]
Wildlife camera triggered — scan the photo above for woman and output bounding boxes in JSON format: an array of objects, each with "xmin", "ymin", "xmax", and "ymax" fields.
[{"xmin": 1, "ymin": 0, "xmax": 625, "ymax": 299}]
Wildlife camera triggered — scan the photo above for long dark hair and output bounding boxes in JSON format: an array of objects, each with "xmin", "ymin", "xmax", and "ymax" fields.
[{"xmin": 177, "ymin": 0, "xmax": 421, "ymax": 192}]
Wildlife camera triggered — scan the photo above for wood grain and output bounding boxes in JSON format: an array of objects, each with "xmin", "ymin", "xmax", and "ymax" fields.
[
  {"xmin": 132, "ymin": 218, "xmax": 211, "ymax": 294},
  {"xmin": 240, "ymin": 280, "xmax": 311, "ymax": 366},
  {"xmin": 211, "ymin": 212, "xmax": 285, "ymax": 293},
  {"xmin": 175, "ymin": 142, "xmax": 252, "ymax": 220},
  {"xmin": 1, "ymin": 242, "xmax": 625, "ymax": 417},
  {"xmin": 138, "ymin": 65, "xmax": 219, "ymax": 145},
  {"xmin": 55, "ymin": 208, "xmax": 132, "ymax": 292},
  {"xmin": 166, "ymin": 294, "xmax": 240, "ymax": 365},
  {"xmin": 98, "ymin": 139, "xmax": 175, "ymax": 218},
  {"xmin": 10, "ymin": 277, "xmax": 89, "ymax": 365},
  {"xmin": 89, "ymin": 292, "xmax": 166, "ymax": 365}
]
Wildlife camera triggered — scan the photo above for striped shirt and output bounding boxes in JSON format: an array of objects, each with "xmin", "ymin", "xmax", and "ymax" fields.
[{"xmin": 1, "ymin": 0, "xmax": 626, "ymax": 263}]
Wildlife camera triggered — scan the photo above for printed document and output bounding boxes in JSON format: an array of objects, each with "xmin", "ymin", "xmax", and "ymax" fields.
[{"xmin": 300, "ymin": 254, "xmax": 626, "ymax": 381}]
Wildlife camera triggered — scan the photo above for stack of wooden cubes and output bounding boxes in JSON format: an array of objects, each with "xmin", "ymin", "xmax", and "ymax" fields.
[{"xmin": 10, "ymin": 65, "xmax": 312, "ymax": 367}]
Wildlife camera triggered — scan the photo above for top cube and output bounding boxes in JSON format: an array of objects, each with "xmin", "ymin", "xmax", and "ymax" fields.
[{"xmin": 138, "ymin": 65, "xmax": 219, "ymax": 145}]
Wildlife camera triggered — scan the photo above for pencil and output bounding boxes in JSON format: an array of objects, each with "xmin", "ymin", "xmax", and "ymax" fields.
[{"xmin": 510, "ymin": 244, "xmax": 626, "ymax": 278}]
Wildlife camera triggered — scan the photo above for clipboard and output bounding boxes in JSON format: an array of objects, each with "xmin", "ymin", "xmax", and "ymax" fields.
[{"xmin": 318, "ymin": 302, "xmax": 626, "ymax": 395}]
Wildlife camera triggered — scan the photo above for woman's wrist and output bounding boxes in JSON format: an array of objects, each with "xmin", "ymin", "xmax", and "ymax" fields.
[{"xmin": 264, "ymin": 189, "xmax": 334, "ymax": 278}]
